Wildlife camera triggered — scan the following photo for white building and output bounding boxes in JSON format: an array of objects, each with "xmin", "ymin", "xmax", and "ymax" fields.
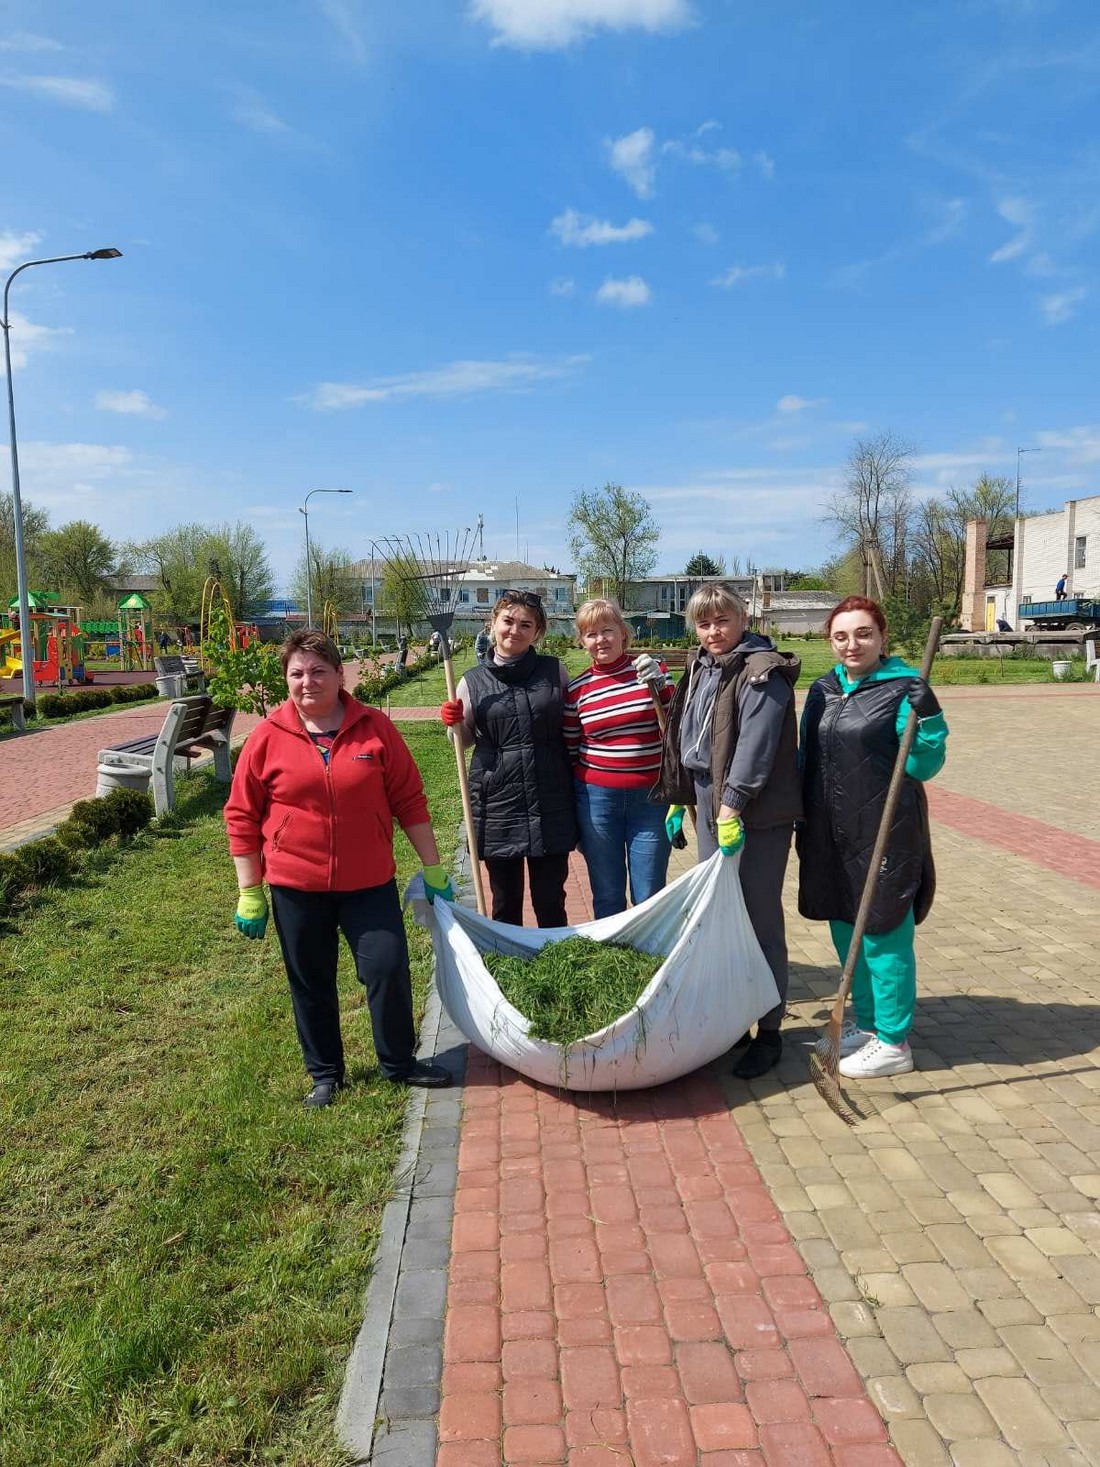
[
  {"xmin": 962, "ymin": 492, "xmax": 1100, "ymax": 631},
  {"xmin": 352, "ymin": 558, "xmax": 577, "ymax": 631}
]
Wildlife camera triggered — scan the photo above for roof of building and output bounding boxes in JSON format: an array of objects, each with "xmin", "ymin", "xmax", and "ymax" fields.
[{"xmin": 348, "ymin": 557, "xmax": 574, "ymax": 582}]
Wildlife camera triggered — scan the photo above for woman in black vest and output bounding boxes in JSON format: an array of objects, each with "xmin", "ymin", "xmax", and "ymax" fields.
[{"xmin": 441, "ymin": 590, "xmax": 576, "ymax": 926}]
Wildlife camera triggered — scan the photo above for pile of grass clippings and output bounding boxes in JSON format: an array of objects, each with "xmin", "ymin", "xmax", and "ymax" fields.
[{"xmin": 484, "ymin": 935, "xmax": 664, "ymax": 1046}]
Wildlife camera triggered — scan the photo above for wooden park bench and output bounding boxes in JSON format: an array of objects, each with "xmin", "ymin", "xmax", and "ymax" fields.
[
  {"xmin": 96, "ymin": 694, "xmax": 235, "ymax": 817},
  {"xmin": 154, "ymin": 654, "xmax": 205, "ymax": 699},
  {"xmin": 0, "ymin": 692, "xmax": 27, "ymax": 733},
  {"xmin": 656, "ymin": 648, "xmax": 691, "ymax": 672}
]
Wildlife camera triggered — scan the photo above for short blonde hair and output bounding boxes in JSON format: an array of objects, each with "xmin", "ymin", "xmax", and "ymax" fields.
[
  {"xmin": 685, "ymin": 581, "xmax": 747, "ymax": 628},
  {"xmin": 574, "ymin": 597, "xmax": 632, "ymax": 650}
]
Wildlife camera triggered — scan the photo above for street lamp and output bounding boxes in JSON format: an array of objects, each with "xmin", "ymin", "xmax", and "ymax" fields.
[
  {"xmin": 298, "ymin": 488, "xmax": 353, "ymax": 628},
  {"xmin": 1015, "ymin": 446, "xmax": 1040, "ymax": 521},
  {"xmin": 2, "ymin": 247, "xmax": 122, "ymax": 710}
]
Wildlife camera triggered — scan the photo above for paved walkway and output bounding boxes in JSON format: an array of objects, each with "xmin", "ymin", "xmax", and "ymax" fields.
[{"xmin": 359, "ymin": 683, "xmax": 1100, "ymax": 1466}]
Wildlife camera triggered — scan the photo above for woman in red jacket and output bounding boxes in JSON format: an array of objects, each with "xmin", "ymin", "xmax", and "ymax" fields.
[{"xmin": 225, "ymin": 630, "xmax": 454, "ymax": 1107}]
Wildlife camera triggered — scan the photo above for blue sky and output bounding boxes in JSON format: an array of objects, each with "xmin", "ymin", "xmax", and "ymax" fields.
[{"xmin": 3, "ymin": 0, "xmax": 1098, "ymax": 592}]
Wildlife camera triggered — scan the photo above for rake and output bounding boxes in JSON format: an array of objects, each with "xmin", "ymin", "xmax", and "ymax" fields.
[
  {"xmin": 378, "ymin": 530, "xmax": 487, "ymax": 915},
  {"xmin": 809, "ymin": 616, "xmax": 943, "ymax": 1124}
]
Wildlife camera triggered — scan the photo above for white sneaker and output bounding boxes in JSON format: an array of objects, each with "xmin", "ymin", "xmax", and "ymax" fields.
[
  {"xmin": 838, "ymin": 1037, "xmax": 913, "ymax": 1079},
  {"xmin": 839, "ymin": 1021, "xmax": 875, "ymax": 1057}
]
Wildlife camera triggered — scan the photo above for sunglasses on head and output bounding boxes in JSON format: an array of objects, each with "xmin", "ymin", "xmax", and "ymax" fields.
[{"xmin": 496, "ymin": 589, "xmax": 543, "ymax": 609}]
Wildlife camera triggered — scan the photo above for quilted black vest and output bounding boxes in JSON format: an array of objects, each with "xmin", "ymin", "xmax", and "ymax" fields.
[
  {"xmin": 463, "ymin": 651, "xmax": 577, "ymax": 860},
  {"xmin": 797, "ymin": 670, "xmax": 935, "ymax": 934}
]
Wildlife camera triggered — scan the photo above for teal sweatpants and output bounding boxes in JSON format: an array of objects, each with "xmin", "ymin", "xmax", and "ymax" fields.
[{"xmin": 828, "ymin": 909, "xmax": 916, "ymax": 1047}]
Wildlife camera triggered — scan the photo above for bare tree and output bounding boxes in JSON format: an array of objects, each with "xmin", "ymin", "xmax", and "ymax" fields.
[
  {"xmin": 826, "ymin": 432, "xmax": 914, "ymax": 599},
  {"xmin": 910, "ymin": 474, "xmax": 1015, "ymax": 616}
]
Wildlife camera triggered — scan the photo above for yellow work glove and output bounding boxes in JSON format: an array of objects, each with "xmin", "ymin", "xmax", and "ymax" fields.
[
  {"xmin": 717, "ymin": 813, "xmax": 745, "ymax": 856},
  {"xmin": 235, "ymin": 884, "xmax": 269, "ymax": 939}
]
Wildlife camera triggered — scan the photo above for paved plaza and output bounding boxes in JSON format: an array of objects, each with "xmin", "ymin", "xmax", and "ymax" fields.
[{"xmin": 3, "ymin": 681, "xmax": 1099, "ymax": 1464}]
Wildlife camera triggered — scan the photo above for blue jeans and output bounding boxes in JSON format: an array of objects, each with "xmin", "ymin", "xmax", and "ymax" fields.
[{"xmin": 575, "ymin": 780, "xmax": 671, "ymax": 919}]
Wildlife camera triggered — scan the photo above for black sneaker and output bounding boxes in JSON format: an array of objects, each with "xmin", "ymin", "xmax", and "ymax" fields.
[
  {"xmin": 732, "ymin": 1031, "xmax": 782, "ymax": 1080},
  {"xmin": 304, "ymin": 1080, "xmax": 342, "ymax": 1108},
  {"xmin": 394, "ymin": 1060, "xmax": 453, "ymax": 1089}
]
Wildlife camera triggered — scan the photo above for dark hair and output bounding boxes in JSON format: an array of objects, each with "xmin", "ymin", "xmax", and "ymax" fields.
[
  {"xmin": 280, "ymin": 629, "xmax": 343, "ymax": 675},
  {"xmin": 824, "ymin": 595, "xmax": 887, "ymax": 638},
  {"xmin": 493, "ymin": 589, "xmax": 547, "ymax": 636}
]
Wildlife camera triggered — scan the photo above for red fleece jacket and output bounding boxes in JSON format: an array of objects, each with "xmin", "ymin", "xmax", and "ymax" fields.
[{"xmin": 224, "ymin": 691, "xmax": 431, "ymax": 892}]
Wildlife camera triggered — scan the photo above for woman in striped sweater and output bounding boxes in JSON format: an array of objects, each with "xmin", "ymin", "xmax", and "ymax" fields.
[{"xmin": 563, "ymin": 598, "xmax": 674, "ymax": 918}]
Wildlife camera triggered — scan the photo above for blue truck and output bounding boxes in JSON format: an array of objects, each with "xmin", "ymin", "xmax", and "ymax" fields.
[{"xmin": 1018, "ymin": 598, "xmax": 1100, "ymax": 631}]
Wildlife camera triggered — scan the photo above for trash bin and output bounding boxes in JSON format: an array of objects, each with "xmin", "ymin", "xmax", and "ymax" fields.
[
  {"xmin": 1052, "ymin": 660, "xmax": 1072, "ymax": 680},
  {"xmin": 96, "ymin": 761, "xmax": 152, "ymax": 798},
  {"xmin": 155, "ymin": 674, "xmax": 186, "ymax": 698}
]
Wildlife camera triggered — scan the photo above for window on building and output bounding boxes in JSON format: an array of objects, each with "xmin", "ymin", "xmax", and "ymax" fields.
[
  {"xmin": 1075, "ymin": 536, "xmax": 1087, "ymax": 570},
  {"xmin": 555, "ymin": 586, "xmax": 569, "ymax": 601},
  {"xmin": 477, "ymin": 587, "xmax": 489, "ymax": 603},
  {"xmin": 459, "ymin": 589, "xmax": 470, "ymax": 603}
]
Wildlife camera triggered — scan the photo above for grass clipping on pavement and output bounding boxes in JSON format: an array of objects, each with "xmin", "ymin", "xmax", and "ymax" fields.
[{"xmin": 485, "ymin": 935, "xmax": 663, "ymax": 1046}]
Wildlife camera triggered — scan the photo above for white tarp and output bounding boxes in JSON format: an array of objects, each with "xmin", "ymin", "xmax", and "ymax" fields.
[{"xmin": 407, "ymin": 852, "xmax": 780, "ymax": 1091}]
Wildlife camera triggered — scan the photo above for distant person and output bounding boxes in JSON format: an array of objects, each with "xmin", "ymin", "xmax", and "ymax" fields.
[
  {"xmin": 1055, "ymin": 574, "xmax": 1068, "ymax": 601},
  {"xmin": 158, "ymin": 631, "xmax": 170, "ymax": 655},
  {"xmin": 474, "ymin": 623, "xmax": 491, "ymax": 662},
  {"xmin": 995, "ymin": 618, "xmax": 1012, "ymax": 632},
  {"xmin": 397, "ymin": 634, "xmax": 410, "ymax": 677}
]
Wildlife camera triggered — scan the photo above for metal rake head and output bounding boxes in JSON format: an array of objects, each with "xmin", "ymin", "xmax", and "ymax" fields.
[
  {"xmin": 809, "ymin": 1033, "xmax": 864, "ymax": 1127},
  {"xmin": 377, "ymin": 529, "xmax": 479, "ymax": 639}
]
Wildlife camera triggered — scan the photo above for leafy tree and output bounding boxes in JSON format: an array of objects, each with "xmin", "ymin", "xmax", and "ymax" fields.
[
  {"xmin": 684, "ymin": 552, "xmax": 726, "ymax": 577},
  {"xmin": 204, "ymin": 522, "xmax": 274, "ymax": 619},
  {"xmin": 825, "ymin": 432, "xmax": 914, "ymax": 600},
  {"xmin": 291, "ymin": 542, "xmax": 360, "ymax": 620},
  {"xmin": 910, "ymin": 474, "xmax": 1015, "ymax": 618},
  {"xmin": 0, "ymin": 492, "xmax": 51, "ymax": 605},
  {"xmin": 376, "ymin": 550, "xmax": 430, "ymax": 636},
  {"xmin": 127, "ymin": 524, "xmax": 211, "ymax": 624},
  {"xmin": 785, "ymin": 569, "xmax": 832, "ymax": 591},
  {"xmin": 568, "ymin": 483, "xmax": 659, "ymax": 609},
  {"xmin": 201, "ymin": 600, "xmax": 286, "ymax": 716},
  {"xmin": 40, "ymin": 520, "xmax": 117, "ymax": 603}
]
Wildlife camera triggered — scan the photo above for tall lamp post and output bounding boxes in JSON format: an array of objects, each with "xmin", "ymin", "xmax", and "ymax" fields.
[
  {"xmin": 1015, "ymin": 446, "xmax": 1040, "ymax": 521},
  {"xmin": 298, "ymin": 488, "xmax": 353, "ymax": 628},
  {"xmin": 2, "ymin": 247, "xmax": 122, "ymax": 710}
]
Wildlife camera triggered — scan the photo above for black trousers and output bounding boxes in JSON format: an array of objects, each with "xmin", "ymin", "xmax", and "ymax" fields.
[
  {"xmin": 269, "ymin": 881, "xmax": 415, "ymax": 1083},
  {"xmin": 484, "ymin": 853, "xmax": 571, "ymax": 927},
  {"xmin": 694, "ymin": 775, "xmax": 792, "ymax": 1032}
]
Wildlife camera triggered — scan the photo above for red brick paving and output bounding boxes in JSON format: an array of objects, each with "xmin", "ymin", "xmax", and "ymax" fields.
[
  {"xmin": 443, "ymin": 1031, "xmax": 903, "ymax": 1464},
  {"xmin": 927, "ymin": 785, "xmax": 1100, "ymax": 891}
]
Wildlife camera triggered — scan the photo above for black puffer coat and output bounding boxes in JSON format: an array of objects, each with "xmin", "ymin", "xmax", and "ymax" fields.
[
  {"xmin": 797, "ymin": 670, "xmax": 935, "ymax": 934},
  {"xmin": 463, "ymin": 649, "xmax": 577, "ymax": 860}
]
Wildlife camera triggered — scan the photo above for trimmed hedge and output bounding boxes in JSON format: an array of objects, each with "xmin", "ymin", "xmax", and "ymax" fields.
[
  {"xmin": 0, "ymin": 789, "xmax": 155, "ymax": 908},
  {"xmin": 34, "ymin": 683, "xmax": 159, "ymax": 719},
  {"xmin": 353, "ymin": 648, "xmax": 442, "ymax": 706}
]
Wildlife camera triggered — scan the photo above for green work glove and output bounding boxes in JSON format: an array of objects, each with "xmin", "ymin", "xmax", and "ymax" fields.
[
  {"xmin": 665, "ymin": 805, "xmax": 686, "ymax": 842},
  {"xmin": 717, "ymin": 813, "xmax": 745, "ymax": 857},
  {"xmin": 235, "ymin": 884, "xmax": 268, "ymax": 939},
  {"xmin": 422, "ymin": 863, "xmax": 455, "ymax": 904}
]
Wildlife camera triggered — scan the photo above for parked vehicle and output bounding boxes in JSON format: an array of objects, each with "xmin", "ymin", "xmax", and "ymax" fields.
[{"xmin": 1018, "ymin": 598, "xmax": 1100, "ymax": 632}]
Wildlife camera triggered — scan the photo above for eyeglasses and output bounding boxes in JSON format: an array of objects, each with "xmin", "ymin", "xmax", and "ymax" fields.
[
  {"xmin": 496, "ymin": 589, "xmax": 543, "ymax": 608},
  {"xmin": 830, "ymin": 628, "xmax": 878, "ymax": 645}
]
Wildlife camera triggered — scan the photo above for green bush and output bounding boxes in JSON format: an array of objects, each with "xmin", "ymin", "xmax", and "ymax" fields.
[
  {"xmin": 57, "ymin": 790, "xmax": 155, "ymax": 849},
  {"xmin": 33, "ymin": 684, "xmax": 159, "ymax": 720},
  {"xmin": 9, "ymin": 837, "xmax": 76, "ymax": 891},
  {"xmin": 0, "ymin": 698, "xmax": 29, "ymax": 729}
]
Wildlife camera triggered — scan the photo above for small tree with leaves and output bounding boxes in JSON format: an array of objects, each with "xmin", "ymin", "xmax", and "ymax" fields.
[
  {"xmin": 684, "ymin": 552, "xmax": 726, "ymax": 578},
  {"xmin": 201, "ymin": 601, "xmax": 286, "ymax": 716},
  {"xmin": 568, "ymin": 484, "xmax": 659, "ymax": 609}
]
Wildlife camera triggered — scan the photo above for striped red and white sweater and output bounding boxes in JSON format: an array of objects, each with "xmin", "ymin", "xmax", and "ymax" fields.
[{"xmin": 563, "ymin": 654, "xmax": 672, "ymax": 789}]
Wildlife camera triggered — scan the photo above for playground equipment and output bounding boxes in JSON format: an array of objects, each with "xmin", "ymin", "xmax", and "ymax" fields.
[
  {"xmin": 322, "ymin": 601, "xmax": 339, "ymax": 642},
  {"xmin": 2, "ymin": 596, "xmax": 91, "ymax": 687},
  {"xmin": 117, "ymin": 592, "xmax": 153, "ymax": 672},
  {"xmin": 0, "ymin": 627, "xmax": 21, "ymax": 678}
]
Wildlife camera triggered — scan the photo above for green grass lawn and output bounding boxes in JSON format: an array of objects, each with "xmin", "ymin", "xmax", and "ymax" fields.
[{"xmin": 0, "ymin": 724, "xmax": 463, "ymax": 1467}]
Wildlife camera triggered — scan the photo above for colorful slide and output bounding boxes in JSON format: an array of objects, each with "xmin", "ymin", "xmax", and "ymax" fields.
[{"xmin": 0, "ymin": 628, "xmax": 22, "ymax": 679}]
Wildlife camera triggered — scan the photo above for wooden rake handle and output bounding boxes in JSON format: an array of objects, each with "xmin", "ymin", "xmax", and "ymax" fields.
[
  {"xmin": 828, "ymin": 617, "xmax": 943, "ymax": 1026},
  {"xmin": 644, "ymin": 674, "xmax": 697, "ymax": 834},
  {"xmin": 441, "ymin": 638, "xmax": 487, "ymax": 916}
]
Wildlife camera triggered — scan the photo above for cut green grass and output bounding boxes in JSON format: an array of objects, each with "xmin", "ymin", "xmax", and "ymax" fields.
[
  {"xmin": 484, "ymin": 935, "xmax": 663, "ymax": 1047},
  {"xmin": 0, "ymin": 723, "xmax": 462, "ymax": 1467}
]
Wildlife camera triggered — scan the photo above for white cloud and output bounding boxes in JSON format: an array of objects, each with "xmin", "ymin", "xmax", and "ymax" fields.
[
  {"xmin": 550, "ymin": 207, "xmax": 653, "ymax": 247},
  {"xmin": 752, "ymin": 150, "xmax": 775, "ymax": 180},
  {"xmin": 548, "ymin": 277, "xmax": 576, "ymax": 296},
  {"xmin": 2, "ymin": 310, "xmax": 72, "ymax": 370},
  {"xmin": 299, "ymin": 354, "xmax": 589, "ymax": 410},
  {"xmin": 607, "ymin": 127, "xmax": 656, "ymax": 199},
  {"xmin": 1036, "ymin": 426, "xmax": 1100, "ymax": 463},
  {"xmin": 470, "ymin": 0, "xmax": 693, "ymax": 50},
  {"xmin": 990, "ymin": 195, "xmax": 1035, "ymax": 263},
  {"xmin": 693, "ymin": 222, "xmax": 719, "ymax": 246},
  {"xmin": 95, "ymin": 390, "xmax": 167, "ymax": 420},
  {"xmin": 0, "ymin": 229, "xmax": 42, "ymax": 271},
  {"xmin": 0, "ymin": 74, "xmax": 114, "ymax": 110},
  {"xmin": 0, "ymin": 33, "xmax": 63, "ymax": 53},
  {"xmin": 663, "ymin": 132, "xmax": 741, "ymax": 173},
  {"xmin": 1040, "ymin": 286, "xmax": 1086, "ymax": 324},
  {"xmin": 21, "ymin": 440, "xmax": 132, "ymax": 480},
  {"xmin": 233, "ymin": 97, "xmax": 291, "ymax": 135},
  {"xmin": 777, "ymin": 395, "xmax": 825, "ymax": 415},
  {"xmin": 316, "ymin": 0, "xmax": 368, "ymax": 62},
  {"xmin": 595, "ymin": 275, "xmax": 651, "ymax": 308},
  {"xmin": 710, "ymin": 262, "xmax": 785, "ymax": 288}
]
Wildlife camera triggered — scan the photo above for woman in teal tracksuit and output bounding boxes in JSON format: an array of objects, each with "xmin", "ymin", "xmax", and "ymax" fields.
[{"xmin": 797, "ymin": 596, "xmax": 948, "ymax": 1079}]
